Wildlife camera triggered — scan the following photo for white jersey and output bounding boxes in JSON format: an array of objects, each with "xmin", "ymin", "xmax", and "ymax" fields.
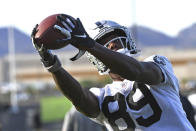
[{"xmin": 90, "ymin": 55, "xmax": 194, "ymax": 131}]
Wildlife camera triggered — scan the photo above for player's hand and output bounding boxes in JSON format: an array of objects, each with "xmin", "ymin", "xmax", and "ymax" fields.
[
  {"xmin": 31, "ymin": 24, "xmax": 42, "ymax": 51},
  {"xmin": 31, "ymin": 24, "xmax": 54, "ymax": 65},
  {"xmin": 31, "ymin": 24, "xmax": 61, "ymax": 72},
  {"xmin": 54, "ymin": 14, "xmax": 95, "ymax": 50}
]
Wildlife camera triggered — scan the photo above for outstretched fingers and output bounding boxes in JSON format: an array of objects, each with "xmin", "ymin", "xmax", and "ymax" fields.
[
  {"xmin": 60, "ymin": 14, "xmax": 76, "ymax": 28},
  {"xmin": 54, "ymin": 24, "xmax": 71, "ymax": 38},
  {"xmin": 31, "ymin": 24, "xmax": 39, "ymax": 37},
  {"xmin": 31, "ymin": 24, "xmax": 41, "ymax": 50},
  {"xmin": 75, "ymin": 18, "xmax": 87, "ymax": 34},
  {"xmin": 54, "ymin": 25, "xmax": 72, "ymax": 44},
  {"xmin": 57, "ymin": 14, "xmax": 75, "ymax": 32}
]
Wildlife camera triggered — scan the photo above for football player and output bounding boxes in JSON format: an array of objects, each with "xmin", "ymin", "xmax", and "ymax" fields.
[{"xmin": 31, "ymin": 14, "xmax": 194, "ymax": 131}]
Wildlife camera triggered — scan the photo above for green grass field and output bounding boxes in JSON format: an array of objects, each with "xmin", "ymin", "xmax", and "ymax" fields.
[{"xmin": 40, "ymin": 96, "xmax": 72, "ymax": 123}]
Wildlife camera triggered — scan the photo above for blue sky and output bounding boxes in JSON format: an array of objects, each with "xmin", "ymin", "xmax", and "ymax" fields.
[{"xmin": 0, "ymin": 0, "xmax": 196, "ymax": 37}]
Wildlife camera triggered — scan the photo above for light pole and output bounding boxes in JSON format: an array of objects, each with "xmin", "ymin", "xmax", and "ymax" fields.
[
  {"xmin": 131, "ymin": 0, "xmax": 138, "ymax": 43},
  {"xmin": 8, "ymin": 26, "xmax": 19, "ymax": 113}
]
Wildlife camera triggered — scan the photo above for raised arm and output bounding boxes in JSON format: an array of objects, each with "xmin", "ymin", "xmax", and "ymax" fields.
[
  {"xmin": 87, "ymin": 43, "xmax": 163, "ymax": 85},
  {"xmin": 51, "ymin": 66, "xmax": 100, "ymax": 118},
  {"xmin": 31, "ymin": 24, "xmax": 100, "ymax": 118},
  {"xmin": 54, "ymin": 14, "xmax": 163, "ymax": 85}
]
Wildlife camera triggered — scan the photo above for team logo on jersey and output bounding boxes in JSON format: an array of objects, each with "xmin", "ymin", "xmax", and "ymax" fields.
[
  {"xmin": 153, "ymin": 56, "xmax": 166, "ymax": 66},
  {"xmin": 121, "ymin": 82, "xmax": 127, "ymax": 88}
]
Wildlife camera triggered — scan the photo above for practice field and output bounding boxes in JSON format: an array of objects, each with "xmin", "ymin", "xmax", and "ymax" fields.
[{"xmin": 41, "ymin": 96, "xmax": 72, "ymax": 123}]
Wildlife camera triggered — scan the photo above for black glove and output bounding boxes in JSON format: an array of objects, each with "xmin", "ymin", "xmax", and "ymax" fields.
[
  {"xmin": 54, "ymin": 14, "xmax": 95, "ymax": 49},
  {"xmin": 54, "ymin": 14, "xmax": 95, "ymax": 61},
  {"xmin": 31, "ymin": 24, "xmax": 61, "ymax": 73}
]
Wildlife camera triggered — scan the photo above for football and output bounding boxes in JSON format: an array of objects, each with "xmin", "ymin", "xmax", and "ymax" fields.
[{"xmin": 34, "ymin": 14, "xmax": 76, "ymax": 50}]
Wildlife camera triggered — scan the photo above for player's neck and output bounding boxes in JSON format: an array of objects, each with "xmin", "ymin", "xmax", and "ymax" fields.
[{"xmin": 109, "ymin": 72, "xmax": 124, "ymax": 82}]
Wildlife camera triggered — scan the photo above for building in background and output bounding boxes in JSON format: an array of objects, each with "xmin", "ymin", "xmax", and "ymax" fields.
[{"xmin": 0, "ymin": 47, "xmax": 196, "ymax": 86}]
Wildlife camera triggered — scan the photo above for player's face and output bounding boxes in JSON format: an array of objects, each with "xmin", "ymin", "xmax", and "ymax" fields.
[{"xmin": 106, "ymin": 39, "xmax": 123, "ymax": 51}]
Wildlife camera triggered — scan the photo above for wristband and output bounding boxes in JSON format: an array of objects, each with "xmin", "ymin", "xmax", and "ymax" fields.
[{"xmin": 41, "ymin": 55, "xmax": 62, "ymax": 73}]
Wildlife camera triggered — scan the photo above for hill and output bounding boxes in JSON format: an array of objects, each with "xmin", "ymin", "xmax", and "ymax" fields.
[
  {"xmin": 0, "ymin": 27, "xmax": 75, "ymax": 57},
  {"xmin": 0, "ymin": 27, "xmax": 35, "ymax": 56},
  {"xmin": 130, "ymin": 26, "xmax": 177, "ymax": 47},
  {"xmin": 0, "ymin": 24, "xmax": 196, "ymax": 57},
  {"xmin": 177, "ymin": 24, "xmax": 196, "ymax": 48}
]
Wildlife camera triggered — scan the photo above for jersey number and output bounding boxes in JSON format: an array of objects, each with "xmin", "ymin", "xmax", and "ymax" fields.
[{"xmin": 102, "ymin": 82, "xmax": 162, "ymax": 130}]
